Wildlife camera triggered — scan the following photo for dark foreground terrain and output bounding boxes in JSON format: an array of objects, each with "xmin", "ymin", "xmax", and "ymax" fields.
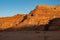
[{"xmin": 0, "ymin": 31, "xmax": 60, "ymax": 40}]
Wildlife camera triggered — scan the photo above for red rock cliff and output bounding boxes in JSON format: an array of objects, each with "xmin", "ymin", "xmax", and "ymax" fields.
[{"xmin": 0, "ymin": 5, "xmax": 60, "ymax": 30}]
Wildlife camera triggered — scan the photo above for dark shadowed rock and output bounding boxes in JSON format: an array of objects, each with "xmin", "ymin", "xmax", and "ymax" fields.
[{"xmin": 47, "ymin": 18, "xmax": 60, "ymax": 31}]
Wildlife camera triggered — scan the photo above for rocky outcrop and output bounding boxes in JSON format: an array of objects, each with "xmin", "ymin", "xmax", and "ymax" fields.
[
  {"xmin": 0, "ymin": 14, "xmax": 26, "ymax": 30},
  {"xmin": 0, "ymin": 5, "xmax": 60, "ymax": 31},
  {"xmin": 18, "ymin": 5, "xmax": 60, "ymax": 27}
]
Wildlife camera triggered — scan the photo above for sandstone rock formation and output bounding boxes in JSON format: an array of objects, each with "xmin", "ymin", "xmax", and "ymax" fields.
[
  {"xmin": 0, "ymin": 14, "xmax": 26, "ymax": 30},
  {"xmin": 18, "ymin": 5, "xmax": 60, "ymax": 27},
  {"xmin": 0, "ymin": 5, "xmax": 60, "ymax": 31}
]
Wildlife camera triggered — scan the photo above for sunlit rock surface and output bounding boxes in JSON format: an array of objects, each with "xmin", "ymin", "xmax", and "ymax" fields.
[{"xmin": 0, "ymin": 5, "xmax": 60, "ymax": 30}]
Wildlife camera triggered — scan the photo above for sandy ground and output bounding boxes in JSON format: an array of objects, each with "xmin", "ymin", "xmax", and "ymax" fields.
[{"xmin": 0, "ymin": 31, "xmax": 60, "ymax": 40}]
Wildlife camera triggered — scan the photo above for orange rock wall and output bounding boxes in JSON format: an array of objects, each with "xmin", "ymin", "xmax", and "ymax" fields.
[{"xmin": 0, "ymin": 5, "xmax": 60, "ymax": 30}]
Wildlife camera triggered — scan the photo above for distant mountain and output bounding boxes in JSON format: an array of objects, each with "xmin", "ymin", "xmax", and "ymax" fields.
[{"xmin": 0, "ymin": 5, "xmax": 60, "ymax": 31}]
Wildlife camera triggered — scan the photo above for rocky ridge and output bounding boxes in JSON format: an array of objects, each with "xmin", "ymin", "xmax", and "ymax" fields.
[{"xmin": 0, "ymin": 5, "xmax": 60, "ymax": 31}]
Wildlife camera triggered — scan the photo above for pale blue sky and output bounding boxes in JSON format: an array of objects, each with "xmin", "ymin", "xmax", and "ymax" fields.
[{"xmin": 0, "ymin": 0, "xmax": 60, "ymax": 17}]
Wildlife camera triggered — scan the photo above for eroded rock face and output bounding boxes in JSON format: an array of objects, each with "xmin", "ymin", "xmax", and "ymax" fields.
[
  {"xmin": 18, "ymin": 5, "xmax": 60, "ymax": 27},
  {"xmin": 0, "ymin": 14, "xmax": 26, "ymax": 30},
  {"xmin": 0, "ymin": 5, "xmax": 60, "ymax": 30}
]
